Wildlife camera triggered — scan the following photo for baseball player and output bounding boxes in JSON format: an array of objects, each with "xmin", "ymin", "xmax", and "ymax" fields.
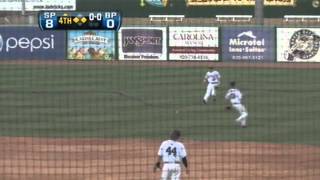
[
  {"xmin": 225, "ymin": 81, "xmax": 248, "ymax": 127},
  {"xmin": 153, "ymin": 130, "xmax": 189, "ymax": 180},
  {"xmin": 203, "ymin": 67, "xmax": 221, "ymax": 104}
]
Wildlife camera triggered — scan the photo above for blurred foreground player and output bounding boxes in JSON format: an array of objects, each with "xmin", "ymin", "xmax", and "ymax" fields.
[{"xmin": 154, "ymin": 130, "xmax": 189, "ymax": 180}]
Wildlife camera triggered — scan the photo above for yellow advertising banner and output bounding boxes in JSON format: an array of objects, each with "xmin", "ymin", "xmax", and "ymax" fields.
[{"xmin": 186, "ymin": 0, "xmax": 296, "ymax": 6}]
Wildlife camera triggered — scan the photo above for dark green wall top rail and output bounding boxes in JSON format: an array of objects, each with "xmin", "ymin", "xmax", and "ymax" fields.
[{"xmin": 76, "ymin": 0, "xmax": 319, "ymax": 18}]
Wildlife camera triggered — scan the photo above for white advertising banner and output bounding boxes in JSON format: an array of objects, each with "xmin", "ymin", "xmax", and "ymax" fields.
[
  {"xmin": 0, "ymin": 0, "xmax": 76, "ymax": 11},
  {"xmin": 277, "ymin": 28, "xmax": 320, "ymax": 62},
  {"xmin": 169, "ymin": 27, "xmax": 219, "ymax": 61},
  {"xmin": 118, "ymin": 27, "xmax": 167, "ymax": 60},
  {"xmin": 186, "ymin": 0, "xmax": 296, "ymax": 6}
]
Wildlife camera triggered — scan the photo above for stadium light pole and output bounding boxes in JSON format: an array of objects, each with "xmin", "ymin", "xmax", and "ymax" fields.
[
  {"xmin": 255, "ymin": 0, "xmax": 264, "ymax": 25},
  {"xmin": 22, "ymin": 0, "xmax": 26, "ymax": 15}
]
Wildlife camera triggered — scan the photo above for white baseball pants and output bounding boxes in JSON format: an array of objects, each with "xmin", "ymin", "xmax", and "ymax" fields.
[
  {"xmin": 161, "ymin": 164, "xmax": 181, "ymax": 180},
  {"xmin": 203, "ymin": 83, "xmax": 218, "ymax": 102},
  {"xmin": 232, "ymin": 103, "xmax": 248, "ymax": 126}
]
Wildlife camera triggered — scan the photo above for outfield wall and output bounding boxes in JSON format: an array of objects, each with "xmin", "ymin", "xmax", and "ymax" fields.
[{"xmin": 1, "ymin": 26, "xmax": 320, "ymax": 62}]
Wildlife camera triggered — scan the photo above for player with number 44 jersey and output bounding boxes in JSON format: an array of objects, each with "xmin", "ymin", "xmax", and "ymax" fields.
[{"xmin": 154, "ymin": 130, "xmax": 188, "ymax": 180}]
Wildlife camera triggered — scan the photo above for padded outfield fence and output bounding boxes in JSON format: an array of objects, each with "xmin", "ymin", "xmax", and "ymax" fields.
[{"xmin": 0, "ymin": 17, "xmax": 320, "ymax": 180}]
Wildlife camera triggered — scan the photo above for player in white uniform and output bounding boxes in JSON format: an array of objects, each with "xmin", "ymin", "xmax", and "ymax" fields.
[
  {"xmin": 225, "ymin": 81, "xmax": 248, "ymax": 127},
  {"xmin": 154, "ymin": 130, "xmax": 189, "ymax": 180},
  {"xmin": 203, "ymin": 67, "xmax": 221, "ymax": 104}
]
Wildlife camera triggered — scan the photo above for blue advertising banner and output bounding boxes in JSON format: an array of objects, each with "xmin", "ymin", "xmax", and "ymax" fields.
[
  {"xmin": 221, "ymin": 27, "xmax": 275, "ymax": 62},
  {"xmin": 0, "ymin": 26, "xmax": 65, "ymax": 60},
  {"xmin": 67, "ymin": 31, "xmax": 115, "ymax": 60}
]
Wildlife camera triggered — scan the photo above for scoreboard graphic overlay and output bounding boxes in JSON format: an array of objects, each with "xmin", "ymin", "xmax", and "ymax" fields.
[{"xmin": 38, "ymin": 11, "xmax": 122, "ymax": 30}]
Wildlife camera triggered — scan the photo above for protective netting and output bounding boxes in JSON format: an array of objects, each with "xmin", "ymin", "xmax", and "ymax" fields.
[{"xmin": 0, "ymin": 1, "xmax": 320, "ymax": 180}]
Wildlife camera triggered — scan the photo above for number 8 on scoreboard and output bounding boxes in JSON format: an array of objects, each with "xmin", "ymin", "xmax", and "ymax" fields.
[{"xmin": 42, "ymin": 12, "xmax": 58, "ymax": 29}]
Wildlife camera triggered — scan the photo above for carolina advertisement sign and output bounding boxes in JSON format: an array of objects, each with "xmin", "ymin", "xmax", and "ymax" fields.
[
  {"xmin": 186, "ymin": 0, "xmax": 295, "ymax": 6},
  {"xmin": 169, "ymin": 27, "xmax": 219, "ymax": 61}
]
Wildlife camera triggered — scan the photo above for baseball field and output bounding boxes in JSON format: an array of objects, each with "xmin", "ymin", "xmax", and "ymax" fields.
[{"xmin": 0, "ymin": 61, "xmax": 319, "ymax": 180}]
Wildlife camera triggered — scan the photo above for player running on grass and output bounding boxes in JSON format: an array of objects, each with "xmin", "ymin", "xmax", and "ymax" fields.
[
  {"xmin": 203, "ymin": 67, "xmax": 221, "ymax": 104},
  {"xmin": 153, "ymin": 130, "xmax": 189, "ymax": 180},
  {"xmin": 225, "ymin": 81, "xmax": 248, "ymax": 128}
]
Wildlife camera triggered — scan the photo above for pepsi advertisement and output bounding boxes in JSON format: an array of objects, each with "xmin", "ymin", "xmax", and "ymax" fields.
[
  {"xmin": 0, "ymin": 27, "xmax": 66, "ymax": 60},
  {"xmin": 221, "ymin": 27, "xmax": 275, "ymax": 62}
]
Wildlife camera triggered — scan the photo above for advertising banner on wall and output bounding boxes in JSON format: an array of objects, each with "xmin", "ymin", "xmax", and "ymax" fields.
[
  {"xmin": 0, "ymin": 27, "xmax": 65, "ymax": 60},
  {"xmin": 169, "ymin": 27, "xmax": 219, "ymax": 61},
  {"xmin": 143, "ymin": 0, "xmax": 169, "ymax": 7},
  {"xmin": 67, "ymin": 31, "xmax": 115, "ymax": 60},
  {"xmin": 221, "ymin": 27, "xmax": 275, "ymax": 62},
  {"xmin": 118, "ymin": 27, "xmax": 167, "ymax": 60},
  {"xmin": 0, "ymin": 0, "xmax": 76, "ymax": 11},
  {"xmin": 186, "ymin": 0, "xmax": 295, "ymax": 6},
  {"xmin": 277, "ymin": 28, "xmax": 320, "ymax": 62}
]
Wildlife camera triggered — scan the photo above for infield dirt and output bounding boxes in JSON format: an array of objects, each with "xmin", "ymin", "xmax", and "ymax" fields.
[{"xmin": 0, "ymin": 137, "xmax": 319, "ymax": 180}]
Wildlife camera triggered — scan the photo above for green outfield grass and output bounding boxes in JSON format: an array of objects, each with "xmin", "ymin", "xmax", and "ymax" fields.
[{"xmin": 0, "ymin": 64, "xmax": 319, "ymax": 145}]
